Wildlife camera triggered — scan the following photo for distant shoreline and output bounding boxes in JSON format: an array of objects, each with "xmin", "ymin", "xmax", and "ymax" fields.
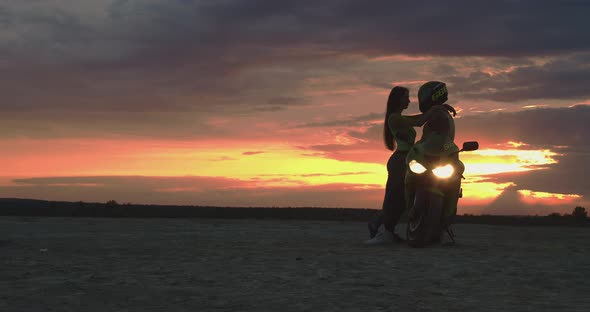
[{"xmin": 0, "ymin": 198, "xmax": 588, "ymax": 227}]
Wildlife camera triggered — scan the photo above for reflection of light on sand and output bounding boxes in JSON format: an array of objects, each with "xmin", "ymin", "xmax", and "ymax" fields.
[{"xmin": 519, "ymin": 190, "xmax": 582, "ymax": 205}]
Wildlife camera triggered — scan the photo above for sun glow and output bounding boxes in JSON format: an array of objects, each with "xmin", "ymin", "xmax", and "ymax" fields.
[
  {"xmin": 460, "ymin": 180, "xmax": 514, "ymax": 204},
  {"xmin": 462, "ymin": 148, "xmax": 559, "ymax": 176},
  {"xmin": 507, "ymin": 141, "xmax": 528, "ymax": 148},
  {"xmin": 456, "ymin": 144, "xmax": 566, "ymax": 206},
  {"xmin": 519, "ymin": 190, "xmax": 582, "ymax": 205},
  {"xmin": 1, "ymin": 136, "xmax": 578, "ymax": 211}
]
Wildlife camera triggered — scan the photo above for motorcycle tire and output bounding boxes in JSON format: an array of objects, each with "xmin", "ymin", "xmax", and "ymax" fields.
[{"xmin": 406, "ymin": 189, "xmax": 444, "ymax": 248}]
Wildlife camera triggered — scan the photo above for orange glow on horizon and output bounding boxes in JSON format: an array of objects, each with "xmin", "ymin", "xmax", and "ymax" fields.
[
  {"xmin": 519, "ymin": 190, "xmax": 582, "ymax": 205},
  {"xmin": 0, "ymin": 138, "xmax": 387, "ymax": 187},
  {"xmin": 507, "ymin": 141, "xmax": 528, "ymax": 148},
  {"xmin": 462, "ymin": 148, "xmax": 559, "ymax": 176},
  {"xmin": 1, "ymin": 137, "xmax": 578, "ymax": 210},
  {"xmin": 459, "ymin": 180, "xmax": 514, "ymax": 205}
]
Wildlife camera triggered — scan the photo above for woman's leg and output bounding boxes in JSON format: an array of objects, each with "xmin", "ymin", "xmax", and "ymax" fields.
[
  {"xmin": 368, "ymin": 153, "xmax": 395, "ymax": 238},
  {"xmin": 368, "ymin": 211, "xmax": 383, "ymax": 238},
  {"xmin": 365, "ymin": 152, "xmax": 406, "ymax": 244},
  {"xmin": 382, "ymin": 152, "xmax": 407, "ymax": 233}
]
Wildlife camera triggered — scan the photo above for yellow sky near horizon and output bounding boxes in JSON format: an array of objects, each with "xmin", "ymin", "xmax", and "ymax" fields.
[{"xmin": 0, "ymin": 137, "xmax": 582, "ymax": 209}]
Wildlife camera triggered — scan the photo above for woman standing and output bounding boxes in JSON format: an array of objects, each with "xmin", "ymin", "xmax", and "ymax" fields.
[{"xmin": 365, "ymin": 86, "xmax": 454, "ymax": 245}]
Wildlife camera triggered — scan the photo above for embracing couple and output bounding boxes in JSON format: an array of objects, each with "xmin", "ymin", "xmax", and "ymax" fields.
[{"xmin": 365, "ymin": 81, "xmax": 457, "ymax": 245}]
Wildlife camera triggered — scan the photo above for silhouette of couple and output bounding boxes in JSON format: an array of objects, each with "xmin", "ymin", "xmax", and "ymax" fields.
[{"xmin": 365, "ymin": 81, "xmax": 456, "ymax": 245}]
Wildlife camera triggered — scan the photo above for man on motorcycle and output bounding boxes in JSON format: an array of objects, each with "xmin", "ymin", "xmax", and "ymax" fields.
[
  {"xmin": 416, "ymin": 81, "xmax": 459, "ymax": 157},
  {"xmin": 405, "ymin": 81, "xmax": 462, "ymax": 244}
]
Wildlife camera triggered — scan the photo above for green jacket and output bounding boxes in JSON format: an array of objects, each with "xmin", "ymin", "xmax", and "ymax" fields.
[{"xmin": 416, "ymin": 108, "xmax": 459, "ymax": 156}]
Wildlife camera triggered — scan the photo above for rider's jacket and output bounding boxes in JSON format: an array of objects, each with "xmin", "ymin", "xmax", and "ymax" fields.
[{"xmin": 415, "ymin": 107, "xmax": 459, "ymax": 156}]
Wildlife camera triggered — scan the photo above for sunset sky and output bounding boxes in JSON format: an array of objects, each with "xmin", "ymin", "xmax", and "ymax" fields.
[{"xmin": 1, "ymin": 0, "xmax": 589, "ymax": 215}]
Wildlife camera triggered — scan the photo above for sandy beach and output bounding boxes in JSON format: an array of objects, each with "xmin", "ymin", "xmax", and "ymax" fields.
[{"xmin": 1, "ymin": 216, "xmax": 589, "ymax": 311}]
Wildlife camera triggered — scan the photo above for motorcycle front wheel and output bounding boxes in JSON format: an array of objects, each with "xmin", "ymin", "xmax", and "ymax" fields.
[{"xmin": 406, "ymin": 188, "xmax": 444, "ymax": 248}]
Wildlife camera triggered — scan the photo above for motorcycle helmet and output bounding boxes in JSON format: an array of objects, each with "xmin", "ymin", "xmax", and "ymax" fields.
[{"xmin": 418, "ymin": 81, "xmax": 448, "ymax": 113}]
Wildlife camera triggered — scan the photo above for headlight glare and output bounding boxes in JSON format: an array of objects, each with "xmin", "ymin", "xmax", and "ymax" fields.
[
  {"xmin": 409, "ymin": 160, "xmax": 427, "ymax": 174},
  {"xmin": 432, "ymin": 164, "xmax": 454, "ymax": 178}
]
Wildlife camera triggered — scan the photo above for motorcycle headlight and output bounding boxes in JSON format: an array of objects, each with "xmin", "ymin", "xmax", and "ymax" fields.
[
  {"xmin": 409, "ymin": 160, "xmax": 427, "ymax": 174},
  {"xmin": 432, "ymin": 164, "xmax": 454, "ymax": 178}
]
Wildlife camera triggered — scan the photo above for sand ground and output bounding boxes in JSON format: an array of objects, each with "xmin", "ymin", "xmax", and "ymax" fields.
[{"xmin": 1, "ymin": 216, "xmax": 589, "ymax": 312}]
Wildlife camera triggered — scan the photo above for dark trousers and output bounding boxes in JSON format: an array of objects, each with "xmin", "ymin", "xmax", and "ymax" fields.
[{"xmin": 373, "ymin": 151, "xmax": 408, "ymax": 232}]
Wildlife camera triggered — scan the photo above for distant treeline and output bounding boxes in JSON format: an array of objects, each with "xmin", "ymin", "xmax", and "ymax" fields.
[{"xmin": 0, "ymin": 198, "xmax": 588, "ymax": 227}]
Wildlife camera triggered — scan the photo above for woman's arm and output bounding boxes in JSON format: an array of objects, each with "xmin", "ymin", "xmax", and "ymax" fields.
[
  {"xmin": 442, "ymin": 104, "xmax": 457, "ymax": 117},
  {"xmin": 388, "ymin": 114, "xmax": 423, "ymax": 129},
  {"xmin": 389, "ymin": 105, "xmax": 454, "ymax": 129}
]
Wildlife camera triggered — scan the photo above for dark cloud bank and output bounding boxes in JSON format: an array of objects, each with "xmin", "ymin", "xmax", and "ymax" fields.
[
  {"xmin": 1, "ymin": 0, "xmax": 590, "ymax": 114},
  {"xmin": 448, "ymin": 53, "xmax": 590, "ymax": 102}
]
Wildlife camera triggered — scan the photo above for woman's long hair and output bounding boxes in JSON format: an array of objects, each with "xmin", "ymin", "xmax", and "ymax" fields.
[{"xmin": 383, "ymin": 86, "xmax": 409, "ymax": 151}]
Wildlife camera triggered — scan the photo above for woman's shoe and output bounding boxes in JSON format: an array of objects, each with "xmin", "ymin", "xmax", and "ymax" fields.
[{"xmin": 368, "ymin": 221, "xmax": 380, "ymax": 239}]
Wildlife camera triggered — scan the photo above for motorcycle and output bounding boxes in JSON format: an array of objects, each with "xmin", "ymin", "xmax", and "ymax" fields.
[{"xmin": 405, "ymin": 141, "xmax": 479, "ymax": 247}]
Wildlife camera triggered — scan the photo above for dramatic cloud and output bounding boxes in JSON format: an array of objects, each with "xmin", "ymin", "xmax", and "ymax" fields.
[
  {"xmin": 447, "ymin": 53, "xmax": 590, "ymax": 102},
  {"xmin": 456, "ymin": 105, "xmax": 590, "ymax": 206},
  {"xmin": 6, "ymin": 0, "xmax": 588, "ymax": 62},
  {"xmin": 2, "ymin": 0, "xmax": 589, "ymax": 114},
  {"xmin": 297, "ymin": 105, "xmax": 590, "ymax": 204},
  {"xmin": 295, "ymin": 113, "xmax": 381, "ymax": 128},
  {"xmin": 454, "ymin": 105, "xmax": 590, "ymax": 150},
  {"xmin": 484, "ymin": 151, "xmax": 590, "ymax": 201},
  {"xmin": 291, "ymin": 104, "xmax": 590, "ymax": 167},
  {"xmin": 481, "ymin": 185, "xmax": 557, "ymax": 216}
]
